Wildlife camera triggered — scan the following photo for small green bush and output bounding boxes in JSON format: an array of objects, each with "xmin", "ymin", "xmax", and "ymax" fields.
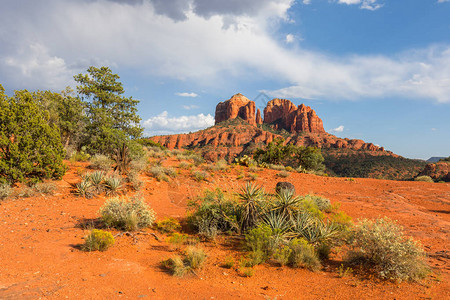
[
  {"xmin": 305, "ymin": 194, "xmax": 331, "ymax": 212},
  {"xmin": 70, "ymin": 150, "xmax": 91, "ymax": 162},
  {"xmin": 414, "ymin": 175, "xmax": 434, "ymax": 183},
  {"xmin": 82, "ymin": 229, "xmax": 115, "ymax": 251},
  {"xmin": 244, "ymin": 225, "xmax": 279, "ymax": 265},
  {"xmin": 221, "ymin": 256, "xmax": 235, "ymax": 269},
  {"xmin": 239, "ymin": 267, "xmax": 255, "ymax": 277},
  {"xmin": 155, "ymin": 217, "xmax": 181, "ymax": 234},
  {"xmin": 161, "ymin": 247, "xmax": 207, "ymax": 277},
  {"xmin": 127, "ymin": 171, "xmax": 143, "ymax": 191},
  {"xmin": 288, "ymin": 238, "xmax": 321, "ymax": 271},
  {"xmin": 148, "ymin": 165, "xmax": 176, "ymax": 182},
  {"xmin": 89, "ymin": 154, "xmax": 114, "ymax": 171},
  {"xmin": 34, "ymin": 182, "xmax": 57, "ymax": 195},
  {"xmin": 188, "ymin": 189, "xmax": 240, "ymax": 238},
  {"xmin": 347, "ymin": 218, "xmax": 429, "ymax": 282},
  {"xmin": 193, "ymin": 170, "xmax": 209, "ymax": 182},
  {"xmin": 99, "ymin": 196, "xmax": 156, "ymax": 231},
  {"xmin": 0, "ymin": 183, "xmax": 12, "ymax": 200},
  {"xmin": 277, "ymin": 170, "xmax": 290, "ymax": 178}
]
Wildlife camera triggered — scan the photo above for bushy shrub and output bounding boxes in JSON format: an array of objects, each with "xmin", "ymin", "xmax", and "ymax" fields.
[
  {"xmin": 70, "ymin": 149, "xmax": 91, "ymax": 162},
  {"xmin": 148, "ymin": 165, "xmax": 177, "ymax": 182},
  {"xmin": 347, "ymin": 218, "xmax": 429, "ymax": 282},
  {"xmin": 188, "ymin": 189, "xmax": 240, "ymax": 237},
  {"xmin": 99, "ymin": 196, "xmax": 156, "ymax": 231},
  {"xmin": 234, "ymin": 155, "xmax": 255, "ymax": 167},
  {"xmin": 82, "ymin": 229, "xmax": 115, "ymax": 251},
  {"xmin": 193, "ymin": 170, "xmax": 209, "ymax": 182},
  {"xmin": 288, "ymin": 238, "xmax": 321, "ymax": 271},
  {"xmin": 0, "ymin": 86, "xmax": 66, "ymax": 184},
  {"xmin": 221, "ymin": 256, "xmax": 235, "ymax": 269},
  {"xmin": 244, "ymin": 225, "xmax": 280, "ymax": 265},
  {"xmin": 0, "ymin": 183, "xmax": 12, "ymax": 200},
  {"xmin": 414, "ymin": 175, "xmax": 434, "ymax": 183},
  {"xmin": 89, "ymin": 154, "xmax": 114, "ymax": 171},
  {"xmin": 155, "ymin": 217, "xmax": 181, "ymax": 234},
  {"xmin": 304, "ymin": 194, "xmax": 331, "ymax": 212},
  {"xmin": 161, "ymin": 247, "xmax": 207, "ymax": 277},
  {"xmin": 34, "ymin": 182, "xmax": 57, "ymax": 195}
]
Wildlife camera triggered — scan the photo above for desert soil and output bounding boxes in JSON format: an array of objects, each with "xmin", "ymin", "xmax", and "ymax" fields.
[{"xmin": 0, "ymin": 159, "xmax": 449, "ymax": 299}]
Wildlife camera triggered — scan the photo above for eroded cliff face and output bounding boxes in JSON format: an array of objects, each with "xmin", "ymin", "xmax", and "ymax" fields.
[
  {"xmin": 215, "ymin": 94, "xmax": 256, "ymax": 126},
  {"xmin": 263, "ymin": 99, "xmax": 325, "ymax": 133}
]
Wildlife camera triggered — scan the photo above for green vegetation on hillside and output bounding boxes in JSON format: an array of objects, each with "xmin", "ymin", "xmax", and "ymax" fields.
[
  {"xmin": 254, "ymin": 138, "xmax": 325, "ymax": 172},
  {"xmin": 323, "ymin": 151, "xmax": 426, "ymax": 180}
]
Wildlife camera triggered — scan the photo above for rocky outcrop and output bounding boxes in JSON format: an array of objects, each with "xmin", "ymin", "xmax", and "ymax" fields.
[
  {"xmin": 256, "ymin": 108, "xmax": 263, "ymax": 125},
  {"xmin": 263, "ymin": 99, "xmax": 325, "ymax": 133},
  {"xmin": 215, "ymin": 93, "xmax": 256, "ymax": 126},
  {"xmin": 418, "ymin": 162, "xmax": 450, "ymax": 182}
]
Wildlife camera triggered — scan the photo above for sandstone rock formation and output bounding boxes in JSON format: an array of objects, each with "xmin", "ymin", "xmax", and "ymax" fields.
[
  {"xmin": 418, "ymin": 162, "xmax": 450, "ymax": 182},
  {"xmin": 215, "ymin": 93, "xmax": 256, "ymax": 126},
  {"xmin": 263, "ymin": 99, "xmax": 325, "ymax": 133},
  {"xmin": 256, "ymin": 108, "xmax": 263, "ymax": 125}
]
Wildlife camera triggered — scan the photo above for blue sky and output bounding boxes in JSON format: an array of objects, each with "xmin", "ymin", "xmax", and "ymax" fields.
[{"xmin": 0, "ymin": 0, "xmax": 449, "ymax": 159}]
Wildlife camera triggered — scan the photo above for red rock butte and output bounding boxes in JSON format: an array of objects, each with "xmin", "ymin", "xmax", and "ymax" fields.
[{"xmin": 215, "ymin": 93, "xmax": 325, "ymax": 134}]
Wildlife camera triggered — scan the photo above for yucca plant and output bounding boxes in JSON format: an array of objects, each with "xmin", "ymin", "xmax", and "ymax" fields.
[
  {"xmin": 104, "ymin": 175, "xmax": 123, "ymax": 195},
  {"xmin": 89, "ymin": 171, "xmax": 106, "ymax": 193},
  {"xmin": 75, "ymin": 180, "xmax": 94, "ymax": 198},
  {"xmin": 261, "ymin": 210, "xmax": 293, "ymax": 238},
  {"xmin": 238, "ymin": 183, "xmax": 266, "ymax": 232},
  {"xmin": 270, "ymin": 189, "xmax": 302, "ymax": 221},
  {"xmin": 292, "ymin": 213, "xmax": 340, "ymax": 245}
]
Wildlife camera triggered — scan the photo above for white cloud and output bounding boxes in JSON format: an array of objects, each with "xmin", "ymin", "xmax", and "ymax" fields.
[
  {"xmin": 183, "ymin": 104, "xmax": 200, "ymax": 110},
  {"xmin": 337, "ymin": 0, "xmax": 383, "ymax": 10},
  {"xmin": 302, "ymin": 0, "xmax": 311, "ymax": 4},
  {"xmin": 285, "ymin": 34, "xmax": 294, "ymax": 43},
  {"xmin": 438, "ymin": 0, "xmax": 450, "ymax": 3},
  {"xmin": 0, "ymin": 0, "xmax": 449, "ymax": 105},
  {"xmin": 176, "ymin": 92, "xmax": 198, "ymax": 97},
  {"xmin": 143, "ymin": 111, "xmax": 214, "ymax": 135},
  {"xmin": 330, "ymin": 125, "xmax": 344, "ymax": 133}
]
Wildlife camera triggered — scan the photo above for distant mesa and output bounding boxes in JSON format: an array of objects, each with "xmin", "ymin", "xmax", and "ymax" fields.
[
  {"xmin": 214, "ymin": 93, "xmax": 325, "ymax": 134},
  {"xmin": 427, "ymin": 157, "xmax": 446, "ymax": 163}
]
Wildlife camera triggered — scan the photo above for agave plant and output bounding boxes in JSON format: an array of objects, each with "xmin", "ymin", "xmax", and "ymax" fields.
[
  {"xmin": 89, "ymin": 171, "xmax": 105, "ymax": 193},
  {"xmin": 75, "ymin": 180, "xmax": 94, "ymax": 198},
  {"xmin": 104, "ymin": 175, "xmax": 123, "ymax": 195},
  {"xmin": 238, "ymin": 183, "xmax": 267, "ymax": 231}
]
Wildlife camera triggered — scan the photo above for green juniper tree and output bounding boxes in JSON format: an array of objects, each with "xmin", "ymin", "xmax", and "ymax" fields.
[
  {"xmin": 74, "ymin": 66, "xmax": 143, "ymax": 155},
  {"xmin": 0, "ymin": 85, "xmax": 66, "ymax": 184},
  {"xmin": 33, "ymin": 87, "xmax": 86, "ymax": 148}
]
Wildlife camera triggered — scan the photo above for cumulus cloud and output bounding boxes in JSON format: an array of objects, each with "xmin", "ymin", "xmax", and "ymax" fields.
[
  {"xmin": 143, "ymin": 111, "xmax": 214, "ymax": 135},
  {"xmin": 330, "ymin": 125, "xmax": 344, "ymax": 133},
  {"xmin": 176, "ymin": 92, "xmax": 198, "ymax": 97},
  {"xmin": 0, "ymin": 0, "xmax": 449, "ymax": 104}
]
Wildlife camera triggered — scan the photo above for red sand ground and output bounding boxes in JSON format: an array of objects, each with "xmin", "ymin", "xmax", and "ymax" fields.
[{"xmin": 0, "ymin": 159, "xmax": 449, "ymax": 299}]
